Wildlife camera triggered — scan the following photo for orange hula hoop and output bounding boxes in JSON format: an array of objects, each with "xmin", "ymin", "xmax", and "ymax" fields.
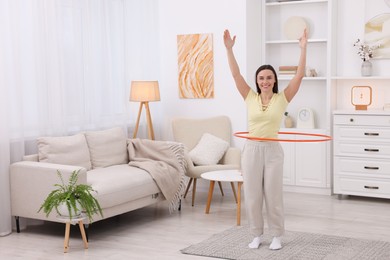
[{"xmin": 234, "ymin": 131, "xmax": 332, "ymax": 142}]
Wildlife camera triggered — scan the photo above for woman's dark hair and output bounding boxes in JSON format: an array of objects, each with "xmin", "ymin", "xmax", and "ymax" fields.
[{"xmin": 255, "ymin": 64, "xmax": 278, "ymax": 94}]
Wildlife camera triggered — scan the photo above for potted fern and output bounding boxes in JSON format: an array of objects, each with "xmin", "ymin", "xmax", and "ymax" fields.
[{"xmin": 38, "ymin": 169, "xmax": 103, "ymax": 222}]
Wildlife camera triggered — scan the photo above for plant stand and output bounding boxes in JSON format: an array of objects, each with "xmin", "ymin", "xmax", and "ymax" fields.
[{"xmin": 56, "ymin": 215, "xmax": 88, "ymax": 253}]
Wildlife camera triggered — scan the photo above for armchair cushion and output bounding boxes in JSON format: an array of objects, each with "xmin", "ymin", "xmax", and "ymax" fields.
[{"xmin": 189, "ymin": 133, "xmax": 229, "ymax": 165}]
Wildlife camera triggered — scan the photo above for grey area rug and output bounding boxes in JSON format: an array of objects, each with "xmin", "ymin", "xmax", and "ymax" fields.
[{"xmin": 181, "ymin": 226, "xmax": 390, "ymax": 260}]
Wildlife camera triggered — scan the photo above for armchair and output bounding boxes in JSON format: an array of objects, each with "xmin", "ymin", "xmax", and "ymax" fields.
[{"xmin": 171, "ymin": 115, "xmax": 241, "ymax": 206}]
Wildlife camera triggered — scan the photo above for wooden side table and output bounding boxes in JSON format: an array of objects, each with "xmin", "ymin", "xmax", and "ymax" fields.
[
  {"xmin": 201, "ymin": 170, "xmax": 243, "ymax": 225},
  {"xmin": 56, "ymin": 215, "xmax": 88, "ymax": 253}
]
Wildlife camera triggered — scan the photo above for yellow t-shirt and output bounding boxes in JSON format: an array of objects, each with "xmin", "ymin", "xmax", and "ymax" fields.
[{"xmin": 245, "ymin": 89, "xmax": 289, "ymax": 139}]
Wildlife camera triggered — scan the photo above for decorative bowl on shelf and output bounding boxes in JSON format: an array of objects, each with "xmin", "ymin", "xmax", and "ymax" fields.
[{"xmin": 284, "ymin": 16, "xmax": 309, "ymax": 40}]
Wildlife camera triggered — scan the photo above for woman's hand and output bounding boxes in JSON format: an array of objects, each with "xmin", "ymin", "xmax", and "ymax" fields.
[
  {"xmin": 284, "ymin": 28, "xmax": 307, "ymax": 102},
  {"xmin": 299, "ymin": 28, "xmax": 308, "ymax": 49},
  {"xmin": 223, "ymin": 29, "xmax": 236, "ymax": 50}
]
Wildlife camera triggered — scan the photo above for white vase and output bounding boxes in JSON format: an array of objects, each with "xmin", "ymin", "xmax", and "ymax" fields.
[
  {"xmin": 361, "ymin": 60, "xmax": 372, "ymax": 77},
  {"xmin": 57, "ymin": 200, "xmax": 82, "ymax": 218}
]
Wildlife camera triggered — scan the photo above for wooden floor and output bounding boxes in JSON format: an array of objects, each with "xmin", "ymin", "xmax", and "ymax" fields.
[{"xmin": 1, "ymin": 188, "xmax": 390, "ymax": 259}]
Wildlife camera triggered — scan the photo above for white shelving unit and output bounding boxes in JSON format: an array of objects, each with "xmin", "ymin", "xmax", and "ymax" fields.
[
  {"xmin": 261, "ymin": 0, "xmax": 334, "ymax": 194},
  {"xmin": 262, "ymin": 0, "xmax": 333, "ymax": 130}
]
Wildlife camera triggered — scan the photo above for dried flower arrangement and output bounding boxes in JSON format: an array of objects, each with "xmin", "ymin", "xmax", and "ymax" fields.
[{"xmin": 353, "ymin": 39, "xmax": 381, "ymax": 61}]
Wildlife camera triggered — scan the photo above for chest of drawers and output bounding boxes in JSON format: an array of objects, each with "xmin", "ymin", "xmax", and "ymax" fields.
[{"xmin": 333, "ymin": 111, "xmax": 390, "ymax": 199}]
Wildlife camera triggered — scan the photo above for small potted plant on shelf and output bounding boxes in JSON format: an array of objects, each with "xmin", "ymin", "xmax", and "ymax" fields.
[{"xmin": 38, "ymin": 169, "xmax": 103, "ymax": 222}]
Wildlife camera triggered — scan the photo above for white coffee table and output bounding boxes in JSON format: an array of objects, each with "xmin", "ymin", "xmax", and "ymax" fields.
[{"xmin": 201, "ymin": 170, "xmax": 243, "ymax": 225}]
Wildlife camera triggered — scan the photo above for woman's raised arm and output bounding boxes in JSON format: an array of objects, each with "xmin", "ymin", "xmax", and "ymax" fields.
[
  {"xmin": 284, "ymin": 28, "xmax": 308, "ymax": 102},
  {"xmin": 224, "ymin": 29, "xmax": 250, "ymax": 99}
]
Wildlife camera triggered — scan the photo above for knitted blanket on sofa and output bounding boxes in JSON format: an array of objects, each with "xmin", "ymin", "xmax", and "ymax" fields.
[{"xmin": 127, "ymin": 139, "xmax": 187, "ymax": 213}]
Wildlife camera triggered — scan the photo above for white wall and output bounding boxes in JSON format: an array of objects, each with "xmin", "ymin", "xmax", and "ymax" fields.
[{"xmin": 157, "ymin": 0, "xmax": 249, "ymax": 148}]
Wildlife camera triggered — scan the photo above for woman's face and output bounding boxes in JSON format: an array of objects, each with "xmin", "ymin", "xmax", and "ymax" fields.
[{"xmin": 257, "ymin": 69, "xmax": 275, "ymax": 93}]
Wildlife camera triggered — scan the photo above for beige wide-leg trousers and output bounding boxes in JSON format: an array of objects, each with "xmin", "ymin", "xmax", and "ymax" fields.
[{"xmin": 242, "ymin": 139, "xmax": 285, "ymax": 237}]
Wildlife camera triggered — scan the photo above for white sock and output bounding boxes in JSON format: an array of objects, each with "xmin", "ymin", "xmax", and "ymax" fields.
[
  {"xmin": 269, "ymin": 236, "xmax": 282, "ymax": 250},
  {"xmin": 248, "ymin": 236, "xmax": 262, "ymax": 249}
]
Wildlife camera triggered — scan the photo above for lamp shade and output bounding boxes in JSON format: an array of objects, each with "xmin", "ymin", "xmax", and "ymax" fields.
[{"xmin": 130, "ymin": 81, "xmax": 160, "ymax": 102}]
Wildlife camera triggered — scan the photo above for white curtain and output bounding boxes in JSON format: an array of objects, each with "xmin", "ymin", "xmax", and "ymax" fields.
[{"xmin": 0, "ymin": 0, "xmax": 159, "ymax": 236}]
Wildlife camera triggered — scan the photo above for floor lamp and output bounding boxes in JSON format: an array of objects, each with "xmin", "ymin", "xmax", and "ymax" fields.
[{"xmin": 130, "ymin": 80, "xmax": 160, "ymax": 140}]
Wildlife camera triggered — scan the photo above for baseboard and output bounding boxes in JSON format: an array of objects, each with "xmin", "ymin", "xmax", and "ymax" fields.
[{"xmin": 283, "ymin": 185, "xmax": 332, "ymax": 195}]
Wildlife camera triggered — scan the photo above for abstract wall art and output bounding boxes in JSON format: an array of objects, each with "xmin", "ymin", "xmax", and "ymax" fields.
[
  {"xmin": 365, "ymin": 13, "xmax": 390, "ymax": 59},
  {"xmin": 177, "ymin": 33, "xmax": 214, "ymax": 99}
]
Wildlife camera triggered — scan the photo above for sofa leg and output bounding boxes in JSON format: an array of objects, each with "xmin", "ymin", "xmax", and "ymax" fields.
[
  {"xmin": 15, "ymin": 216, "xmax": 20, "ymax": 233},
  {"xmin": 178, "ymin": 199, "xmax": 182, "ymax": 211}
]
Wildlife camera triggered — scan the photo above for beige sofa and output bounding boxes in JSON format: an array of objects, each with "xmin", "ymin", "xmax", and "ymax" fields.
[{"xmin": 10, "ymin": 127, "xmax": 185, "ymax": 232}]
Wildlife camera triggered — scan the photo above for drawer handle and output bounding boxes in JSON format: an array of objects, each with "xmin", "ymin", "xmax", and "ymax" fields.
[
  {"xmin": 364, "ymin": 166, "xmax": 379, "ymax": 170},
  {"xmin": 364, "ymin": 148, "xmax": 379, "ymax": 152},
  {"xmin": 364, "ymin": 132, "xmax": 379, "ymax": 136},
  {"xmin": 364, "ymin": 185, "xmax": 379, "ymax": 190}
]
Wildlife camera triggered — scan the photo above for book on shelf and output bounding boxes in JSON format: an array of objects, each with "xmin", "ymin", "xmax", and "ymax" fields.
[
  {"xmin": 279, "ymin": 65, "xmax": 297, "ymax": 75},
  {"xmin": 279, "ymin": 71, "xmax": 296, "ymax": 75},
  {"xmin": 279, "ymin": 66, "xmax": 298, "ymax": 71}
]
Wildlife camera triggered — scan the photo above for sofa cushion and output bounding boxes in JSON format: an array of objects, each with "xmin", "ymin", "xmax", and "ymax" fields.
[
  {"xmin": 37, "ymin": 133, "xmax": 92, "ymax": 170},
  {"xmin": 87, "ymin": 164, "xmax": 160, "ymax": 208},
  {"xmin": 85, "ymin": 127, "xmax": 128, "ymax": 168},
  {"xmin": 189, "ymin": 133, "xmax": 229, "ymax": 165}
]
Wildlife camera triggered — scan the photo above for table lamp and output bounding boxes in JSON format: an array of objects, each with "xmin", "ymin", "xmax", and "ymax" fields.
[
  {"xmin": 130, "ymin": 80, "xmax": 160, "ymax": 140},
  {"xmin": 351, "ymin": 86, "xmax": 372, "ymax": 110}
]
